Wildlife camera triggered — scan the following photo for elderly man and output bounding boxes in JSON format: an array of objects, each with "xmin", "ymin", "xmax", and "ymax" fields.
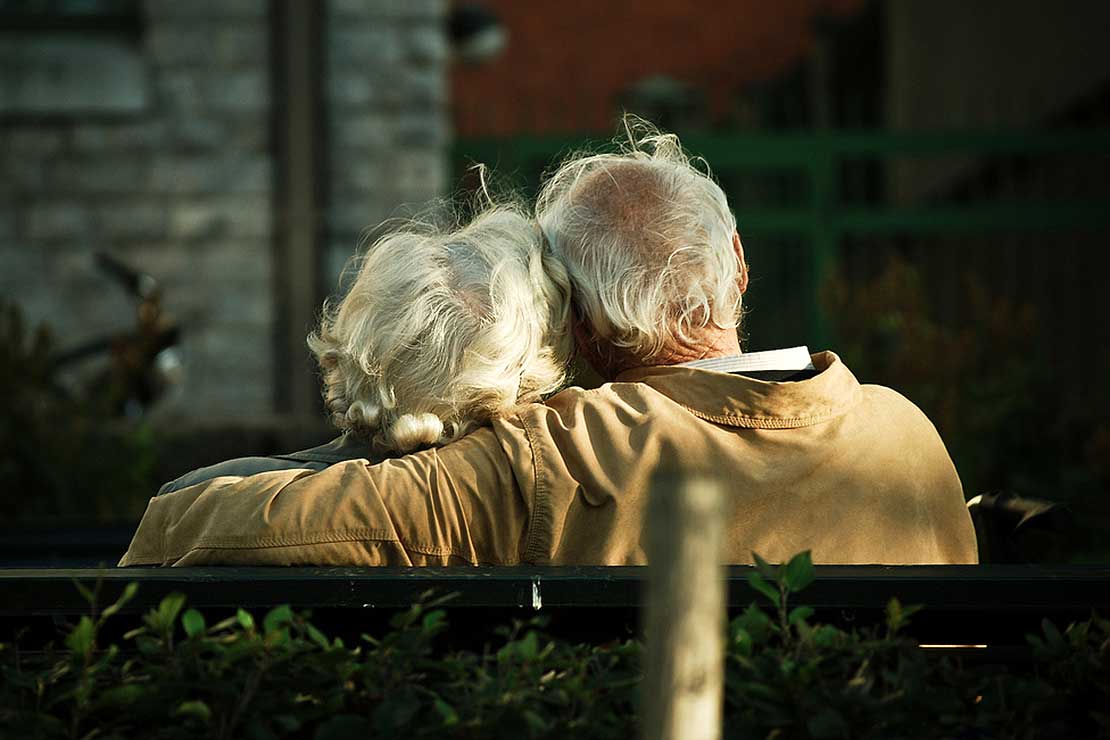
[{"xmin": 120, "ymin": 122, "xmax": 977, "ymax": 567}]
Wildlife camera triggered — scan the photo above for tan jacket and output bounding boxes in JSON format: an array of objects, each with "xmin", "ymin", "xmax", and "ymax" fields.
[{"xmin": 119, "ymin": 352, "xmax": 977, "ymax": 567}]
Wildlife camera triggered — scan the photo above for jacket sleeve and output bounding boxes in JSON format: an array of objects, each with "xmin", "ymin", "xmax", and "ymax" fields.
[
  {"xmin": 118, "ymin": 427, "xmax": 530, "ymax": 567},
  {"xmin": 157, "ymin": 457, "xmax": 328, "ymax": 495}
]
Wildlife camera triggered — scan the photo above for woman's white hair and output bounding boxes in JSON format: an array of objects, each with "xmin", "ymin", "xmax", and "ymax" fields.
[
  {"xmin": 535, "ymin": 116, "xmax": 742, "ymax": 360},
  {"xmin": 308, "ymin": 202, "xmax": 571, "ymax": 453}
]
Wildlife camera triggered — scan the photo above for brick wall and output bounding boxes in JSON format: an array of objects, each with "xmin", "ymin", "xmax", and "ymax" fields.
[
  {"xmin": 451, "ymin": 0, "xmax": 863, "ymax": 136},
  {"xmin": 0, "ymin": 0, "xmax": 448, "ymax": 420}
]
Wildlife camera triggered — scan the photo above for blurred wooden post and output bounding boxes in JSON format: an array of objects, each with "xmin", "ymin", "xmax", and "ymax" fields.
[
  {"xmin": 271, "ymin": 0, "xmax": 323, "ymax": 418},
  {"xmin": 643, "ymin": 474, "xmax": 726, "ymax": 740}
]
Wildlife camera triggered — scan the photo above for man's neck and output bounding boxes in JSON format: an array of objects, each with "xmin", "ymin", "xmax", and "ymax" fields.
[
  {"xmin": 601, "ymin": 329, "xmax": 742, "ymax": 378},
  {"xmin": 652, "ymin": 330, "xmax": 742, "ymax": 366}
]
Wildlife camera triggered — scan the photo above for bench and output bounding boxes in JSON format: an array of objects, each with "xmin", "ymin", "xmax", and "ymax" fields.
[{"xmin": 2, "ymin": 565, "xmax": 1107, "ymax": 651}]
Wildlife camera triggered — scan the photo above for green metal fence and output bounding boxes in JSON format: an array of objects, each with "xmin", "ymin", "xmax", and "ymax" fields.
[{"xmin": 454, "ymin": 129, "xmax": 1110, "ymax": 350}]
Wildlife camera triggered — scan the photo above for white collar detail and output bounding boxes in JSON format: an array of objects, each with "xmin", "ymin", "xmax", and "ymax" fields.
[{"xmin": 677, "ymin": 346, "xmax": 815, "ymax": 374}]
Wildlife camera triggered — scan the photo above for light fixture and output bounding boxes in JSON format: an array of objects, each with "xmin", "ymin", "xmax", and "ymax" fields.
[{"xmin": 448, "ymin": 4, "xmax": 506, "ymax": 64}]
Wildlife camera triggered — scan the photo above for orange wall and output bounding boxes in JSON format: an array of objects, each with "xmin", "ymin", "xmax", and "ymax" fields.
[{"xmin": 452, "ymin": 0, "xmax": 864, "ymax": 135}]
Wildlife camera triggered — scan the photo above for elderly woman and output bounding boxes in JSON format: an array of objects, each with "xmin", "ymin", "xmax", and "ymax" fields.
[{"xmin": 159, "ymin": 203, "xmax": 571, "ymax": 494}]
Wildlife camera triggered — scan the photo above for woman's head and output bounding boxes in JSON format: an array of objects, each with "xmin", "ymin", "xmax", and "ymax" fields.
[{"xmin": 308, "ymin": 203, "xmax": 571, "ymax": 453}]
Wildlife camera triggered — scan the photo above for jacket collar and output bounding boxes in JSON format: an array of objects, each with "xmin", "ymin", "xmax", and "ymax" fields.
[
  {"xmin": 274, "ymin": 434, "xmax": 379, "ymax": 464},
  {"xmin": 614, "ymin": 351, "xmax": 862, "ymax": 429}
]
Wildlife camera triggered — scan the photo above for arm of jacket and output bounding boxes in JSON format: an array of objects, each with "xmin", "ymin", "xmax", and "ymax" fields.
[
  {"xmin": 118, "ymin": 426, "xmax": 530, "ymax": 567},
  {"xmin": 158, "ymin": 457, "xmax": 329, "ymax": 495}
]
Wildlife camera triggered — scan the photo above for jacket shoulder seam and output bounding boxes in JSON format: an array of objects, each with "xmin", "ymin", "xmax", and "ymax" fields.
[
  {"xmin": 517, "ymin": 410, "xmax": 548, "ymax": 564},
  {"xmin": 678, "ymin": 390, "xmax": 862, "ymax": 428}
]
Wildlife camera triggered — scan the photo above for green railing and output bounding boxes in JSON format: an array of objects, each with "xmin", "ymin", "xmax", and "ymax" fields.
[{"xmin": 454, "ymin": 129, "xmax": 1110, "ymax": 349}]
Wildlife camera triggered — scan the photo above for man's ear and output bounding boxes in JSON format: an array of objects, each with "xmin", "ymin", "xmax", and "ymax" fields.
[
  {"xmin": 570, "ymin": 304, "xmax": 617, "ymax": 380},
  {"xmin": 733, "ymin": 231, "xmax": 749, "ymax": 295}
]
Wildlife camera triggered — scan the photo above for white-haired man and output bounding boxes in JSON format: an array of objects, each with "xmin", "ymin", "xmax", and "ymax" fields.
[{"xmin": 120, "ymin": 123, "xmax": 977, "ymax": 567}]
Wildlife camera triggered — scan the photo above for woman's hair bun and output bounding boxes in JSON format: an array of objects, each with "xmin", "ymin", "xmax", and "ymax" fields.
[
  {"xmin": 307, "ymin": 202, "xmax": 572, "ymax": 454},
  {"xmin": 387, "ymin": 412, "xmax": 444, "ymax": 452},
  {"xmin": 344, "ymin": 400, "xmax": 381, "ymax": 430}
]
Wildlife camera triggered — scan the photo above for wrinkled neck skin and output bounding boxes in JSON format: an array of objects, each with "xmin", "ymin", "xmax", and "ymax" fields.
[{"xmin": 575, "ymin": 322, "xmax": 742, "ymax": 381}]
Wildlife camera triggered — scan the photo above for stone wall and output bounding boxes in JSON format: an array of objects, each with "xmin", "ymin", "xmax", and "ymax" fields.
[
  {"xmin": 0, "ymin": 0, "xmax": 275, "ymax": 417},
  {"xmin": 321, "ymin": 0, "xmax": 449, "ymax": 292},
  {"xmin": 0, "ymin": 0, "xmax": 448, "ymax": 419}
]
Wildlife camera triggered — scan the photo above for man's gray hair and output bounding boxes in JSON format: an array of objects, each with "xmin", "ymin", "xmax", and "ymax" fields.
[
  {"xmin": 308, "ymin": 203, "xmax": 571, "ymax": 453},
  {"xmin": 536, "ymin": 117, "xmax": 742, "ymax": 360}
]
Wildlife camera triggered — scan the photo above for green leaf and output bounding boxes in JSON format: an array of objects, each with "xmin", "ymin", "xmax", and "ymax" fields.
[
  {"xmin": 1066, "ymin": 620, "xmax": 1089, "ymax": 647},
  {"xmin": 886, "ymin": 597, "xmax": 903, "ymax": 629},
  {"xmin": 100, "ymin": 582, "xmax": 139, "ymax": 623},
  {"xmin": 96, "ymin": 683, "xmax": 146, "ymax": 708},
  {"xmin": 1092, "ymin": 711, "xmax": 1110, "ymax": 732},
  {"xmin": 92, "ymin": 643, "xmax": 120, "ymax": 673},
  {"xmin": 153, "ymin": 593, "xmax": 186, "ymax": 634},
  {"xmin": 811, "ymin": 624, "xmax": 841, "ymax": 648},
  {"xmin": 306, "ymin": 623, "xmax": 330, "ymax": 649},
  {"xmin": 747, "ymin": 571, "xmax": 780, "ymax": 606},
  {"xmin": 174, "ymin": 700, "xmax": 212, "ymax": 723},
  {"xmin": 389, "ymin": 603, "xmax": 422, "ymax": 630},
  {"xmin": 72, "ymin": 580, "xmax": 96, "ymax": 607},
  {"xmin": 14, "ymin": 712, "xmax": 67, "ymax": 737},
  {"xmin": 65, "ymin": 616, "xmax": 96, "ymax": 656},
  {"xmin": 788, "ymin": 606, "xmax": 815, "ymax": 626},
  {"xmin": 433, "ymin": 698, "xmax": 459, "ymax": 726},
  {"xmin": 885, "ymin": 598, "xmax": 923, "ymax": 634},
  {"xmin": 738, "ymin": 680, "xmax": 783, "ymax": 702},
  {"xmin": 751, "ymin": 551, "xmax": 778, "ymax": 580},
  {"xmin": 273, "ymin": 715, "xmax": 302, "ymax": 733},
  {"xmin": 422, "ymin": 610, "xmax": 446, "ymax": 630},
  {"xmin": 523, "ymin": 709, "xmax": 549, "ymax": 732},
  {"xmin": 160, "ymin": 592, "xmax": 187, "ymax": 621},
  {"xmin": 734, "ymin": 604, "xmax": 774, "ymax": 643},
  {"xmin": 237, "ymin": 608, "xmax": 256, "ymax": 631},
  {"xmin": 121, "ymin": 626, "xmax": 146, "ymax": 641},
  {"xmin": 807, "ymin": 707, "xmax": 848, "ymax": 739},
  {"xmin": 263, "ymin": 605, "xmax": 293, "ymax": 635},
  {"xmin": 207, "ymin": 616, "xmax": 239, "ymax": 633},
  {"xmin": 265, "ymin": 628, "xmax": 291, "ymax": 649},
  {"xmin": 781, "ymin": 551, "xmax": 816, "ymax": 593},
  {"xmin": 1042, "ymin": 618, "xmax": 1066, "ymax": 652},
  {"xmin": 244, "ymin": 718, "xmax": 279, "ymax": 740},
  {"xmin": 182, "ymin": 609, "xmax": 206, "ymax": 638},
  {"xmin": 315, "ymin": 715, "xmax": 371, "ymax": 740},
  {"xmin": 518, "ymin": 631, "xmax": 539, "ymax": 660},
  {"xmin": 731, "ymin": 627, "xmax": 753, "ymax": 656},
  {"xmin": 372, "ymin": 688, "xmax": 421, "ymax": 733}
]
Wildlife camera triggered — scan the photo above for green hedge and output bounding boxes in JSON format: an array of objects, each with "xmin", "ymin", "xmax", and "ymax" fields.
[{"xmin": 2, "ymin": 555, "xmax": 1108, "ymax": 739}]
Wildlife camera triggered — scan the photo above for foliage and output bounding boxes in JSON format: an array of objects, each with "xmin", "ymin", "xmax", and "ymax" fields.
[
  {"xmin": 826, "ymin": 257, "xmax": 1110, "ymax": 560},
  {"xmin": 2, "ymin": 554, "xmax": 1108, "ymax": 739},
  {"xmin": 0, "ymin": 300, "xmax": 158, "ymax": 523}
]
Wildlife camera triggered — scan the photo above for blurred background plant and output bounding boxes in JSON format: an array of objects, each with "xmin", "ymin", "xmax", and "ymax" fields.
[
  {"xmin": 3, "ymin": 556, "xmax": 1107, "ymax": 738},
  {"xmin": 0, "ymin": 299, "xmax": 158, "ymax": 524}
]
